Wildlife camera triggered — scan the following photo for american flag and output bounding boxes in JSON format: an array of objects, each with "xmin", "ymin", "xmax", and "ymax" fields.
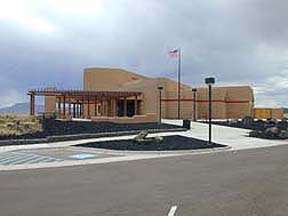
[{"xmin": 168, "ymin": 49, "xmax": 179, "ymax": 58}]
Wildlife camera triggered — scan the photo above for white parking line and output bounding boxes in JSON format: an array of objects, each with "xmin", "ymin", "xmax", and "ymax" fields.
[{"xmin": 168, "ymin": 205, "xmax": 178, "ymax": 216}]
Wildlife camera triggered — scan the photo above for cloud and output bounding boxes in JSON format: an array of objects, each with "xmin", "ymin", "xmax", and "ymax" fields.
[
  {"xmin": 0, "ymin": 0, "xmax": 56, "ymax": 34},
  {"xmin": 0, "ymin": 88, "xmax": 25, "ymax": 108},
  {"xmin": 48, "ymin": 0, "xmax": 104, "ymax": 14},
  {"xmin": 0, "ymin": 0, "xmax": 287, "ymax": 107}
]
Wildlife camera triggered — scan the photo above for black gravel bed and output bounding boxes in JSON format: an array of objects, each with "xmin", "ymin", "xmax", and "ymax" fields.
[
  {"xmin": 0, "ymin": 120, "xmax": 185, "ymax": 144},
  {"xmin": 40, "ymin": 120, "xmax": 182, "ymax": 136},
  {"xmin": 76, "ymin": 135, "xmax": 226, "ymax": 151}
]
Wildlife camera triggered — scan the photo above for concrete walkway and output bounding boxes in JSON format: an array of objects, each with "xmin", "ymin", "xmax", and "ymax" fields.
[
  {"xmin": 0, "ymin": 120, "xmax": 287, "ymax": 171},
  {"xmin": 163, "ymin": 119, "xmax": 288, "ymax": 151}
]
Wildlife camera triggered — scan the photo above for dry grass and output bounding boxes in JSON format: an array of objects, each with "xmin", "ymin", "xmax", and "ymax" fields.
[{"xmin": 0, "ymin": 115, "xmax": 42, "ymax": 136}]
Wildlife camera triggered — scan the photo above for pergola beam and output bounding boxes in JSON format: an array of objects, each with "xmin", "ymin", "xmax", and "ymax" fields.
[
  {"xmin": 30, "ymin": 94, "xmax": 35, "ymax": 115},
  {"xmin": 28, "ymin": 89, "xmax": 142, "ymax": 98},
  {"xmin": 28, "ymin": 89, "xmax": 143, "ymax": 118}
]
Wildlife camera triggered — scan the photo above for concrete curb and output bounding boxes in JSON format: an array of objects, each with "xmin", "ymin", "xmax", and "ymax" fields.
[{"xmin": 0, "ymin": 146, "xmax": 232, "ymax": 171}]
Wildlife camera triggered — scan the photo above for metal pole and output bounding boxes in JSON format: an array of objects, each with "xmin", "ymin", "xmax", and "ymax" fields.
[
  {"xmin": 63, "ymin": 96, "xmax": 66, "ymax": 117},
  {"xmin": 208, "ymin": 84, "xmax": 212, "ymax": 144},
  {"xmin": 177, "ymin": 48, "xmax": 181, "ymax": 119},
  {"xmin": 159, "ymin": 90, "xmax": 162, "ymax": 124},
  {"xmin": 87, "ymin": 98, "xmax": 90, "ymax": 118},
  {"xmin": 193, "ymin": 91, "xmax": 196, "ymax": 121}
]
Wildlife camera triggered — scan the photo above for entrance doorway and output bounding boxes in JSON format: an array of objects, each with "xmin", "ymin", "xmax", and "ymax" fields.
[{"xmin": 117, "ymin": 100, "xmax": 140, "ymax": 117}]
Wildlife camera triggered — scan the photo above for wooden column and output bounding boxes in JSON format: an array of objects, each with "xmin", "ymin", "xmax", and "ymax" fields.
[
  {"xmin": 30, "ymin": 94, "xmax": 35, "ymax": 116},
  {"xmin": 87, "ymin": 98, "xmax": 90, "ymax": 118},
  {"xmin": 134, "ymin": 95, "xmax": 138, "ymax": 116},
  {"xmin": 73, "ymin": 103, "xmax": 76, "ymax": 118},
  {"xmin": 94, "ymin": 96, "xmax": 97, "ymax": 116},
  {"xmin": 81, "ymin": 97, "xmax": 84, "ymax": 118},
  {"xmin": 79, "ymin": 103, "xmax": 82, "ymax": 118},
  {"xmin": 123, "ymin": 97, "xmax": 127, "ymax": 117},
  {"xmin": 101, "ymin": 98, "xmax": 104, "ymax": 116},
  {"xmin": 75, "ymin": 102, "xmax": 77, "ymax": 118},
  {"xmin": 57, "ymin": 97, "xmax": 61, "ymax": 118},
  {"xmin": 63, "ymin": 96, "xmax": 66, "ymax": 117},
  {"xmin": 113, "ymin": 98, "xmax": 117, "ymax": 117},
  {"xmin": 68, "ymin": 98, "xmax": 71, "ymax": 116},
  {"xmin": 108, "ymin": 98, "xmax": 112, "ymax": 116},
  {"xmin": 78, "ymin": 103, "xmax": 80, "ymax": 118}
]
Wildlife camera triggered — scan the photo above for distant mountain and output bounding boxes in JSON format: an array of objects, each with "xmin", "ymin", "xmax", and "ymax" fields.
[
  {"xmin": 283, "ymin": 108, "xmax": 288, "ymax": 113},
  {"xmin": 0, "ymin": 103, "xmax": 44, "ymax": 114}
]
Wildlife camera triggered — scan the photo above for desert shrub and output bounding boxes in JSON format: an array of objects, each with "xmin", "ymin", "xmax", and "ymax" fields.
[{"xmin": 0, "ymin": 114, "xmax": 42, "ymax": 136}]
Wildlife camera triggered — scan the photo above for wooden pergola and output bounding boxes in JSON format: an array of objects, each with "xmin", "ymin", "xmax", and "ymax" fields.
[{"xmin": 27, "ymin": 89, "xmax": 143, "ymax": 119}]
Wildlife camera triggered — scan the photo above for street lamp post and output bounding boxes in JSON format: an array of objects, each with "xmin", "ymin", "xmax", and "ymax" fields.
[
  {"xmin": 157, "ymin": 86, "xmax": 163, "ymax": 124},
  {"xmin": 205, "ymin": 77, "xmax": 215, "ymax": 144},
  {"xmin": 192, "ymin": 88, "xmax": 197, "ymax": 121}
]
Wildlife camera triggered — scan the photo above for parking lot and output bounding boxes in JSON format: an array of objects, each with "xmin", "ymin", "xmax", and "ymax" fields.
[
  {"xmin": 0, "ymin": 121, "xmax": 287, "ymax": 215},
  {"xmin": 1, "ymin": 144, "xmax": 288, "ymax": 215}
]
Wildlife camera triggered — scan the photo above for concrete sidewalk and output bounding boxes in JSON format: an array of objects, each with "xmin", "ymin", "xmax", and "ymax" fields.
[
  {"xmin": 163, "ymin": 119, "xmax": 288, "ymax": 151},
  {"xmin": 0, "ymin": 120, "xmax": 287, "ymax": 171}
]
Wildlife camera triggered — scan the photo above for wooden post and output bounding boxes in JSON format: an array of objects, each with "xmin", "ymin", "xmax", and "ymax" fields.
[
  {"xmin": 77, "ymin": 103, "xmax": 80, "ymax": 118},
  {"xmin": 124, "ymin": 97, "xmax": 127, "ymax": 117},
  {"xmin": 101, "ymin": 98, "xmax": 104, "ymax": 116},
  {"xmin": 68, "ymin": 98, "xmax": 71, "ymax": 116},
  {"xmin": 58, "ymin": 97, "xmax": 61, "ymax": 118},
  {"xmin": 94, "ymin": 96, "xmax": 97, "ymax": 116},
  {"xmin": 87, "ymin": 98, "xmax": 90, "ymax": 118},
  {"xmin": 30, "ymin": 94, "xmax": 35, "ymax": 116},
  {"xmin": 113, "ymin": 98, "xmax": 117, "ymax": 117},
  {"xmin": 73, "ymin": 103, "xmax": 76, "ymax": 118},
  {"xmin": 79, "ymin": 103, "xmax": 82, "ymax": 118},
  {"xmin": 134, "ymin": 95, "xmax": 138, "ymax": 116},
  {"xmin": 63, "ymin": 96, "xmax": 66, "ymax": 117}
]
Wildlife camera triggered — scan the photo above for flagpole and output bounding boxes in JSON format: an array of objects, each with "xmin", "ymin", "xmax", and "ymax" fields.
[{"xmin": 177, "ymin": 48, "xmax": 181, "ymax": 119}]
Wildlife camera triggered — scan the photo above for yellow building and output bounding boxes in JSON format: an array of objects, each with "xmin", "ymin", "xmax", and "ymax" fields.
[{"xmin": 28, "ymin": 67, "xmax": 256, "ymax": 122}]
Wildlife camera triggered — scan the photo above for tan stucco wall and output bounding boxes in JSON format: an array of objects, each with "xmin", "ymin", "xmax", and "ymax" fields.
[
  {"xmin": 41, "ymin": 67, "xmax": 256, "ymax": 121},
  {"xmin": 272, "ymin": 108, "xmax": 284, "ymax": 119},
  {"xmin": 83, "ymin": 68, "xmax": 255, "ymax": 120},
  {"xmin": 160, "ymin": 82, "xmax": 254, "ymax": 119},
  {"xmin": 253, "ymin": 108, "xmax": 284, "ymax": 119},
  {"xmin": 44, "ymin": 87, "xmax": 57, "ymax": 113},
  {"xmin": 84, "ymin": 68, "xmax": 159, "ymax": 116},
  {"xmin": 84, "ymin": 68, "xmax": 148, "ymax": 91}
]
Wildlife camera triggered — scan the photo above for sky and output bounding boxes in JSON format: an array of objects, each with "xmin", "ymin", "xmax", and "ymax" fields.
[{"xmin": 0, "ymin": 0, "xmax": 287, "ymax": 108}]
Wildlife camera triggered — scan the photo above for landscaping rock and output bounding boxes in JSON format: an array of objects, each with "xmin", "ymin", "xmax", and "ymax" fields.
[
  {"xmin": 264, "ymin": 127, "xmax": 280, "ymax": 138},
  {"xmin": 134, "ymin": 130, "xmax": 149, "ymax": 142},
  {"xmin": 242, "ymin": 116, "xmax": 253, "ymax": 128},
  {"xmin": 279, "ymin": 130, "xmax": 288, "ymax": 139}
]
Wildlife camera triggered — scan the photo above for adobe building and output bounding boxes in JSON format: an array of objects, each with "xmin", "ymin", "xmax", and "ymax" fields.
[{"xmin": 28, "ymin": 68, "xmax": 255, "ymax": 122}]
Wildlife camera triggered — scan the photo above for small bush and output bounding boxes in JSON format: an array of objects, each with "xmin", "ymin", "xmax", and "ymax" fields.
[{"xmin": 0, "ymin": 114, "xmax": 42, "ymax": 136}]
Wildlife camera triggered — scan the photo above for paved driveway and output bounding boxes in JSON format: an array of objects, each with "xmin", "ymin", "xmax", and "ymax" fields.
[{"xmin": 1, "ymin": 144, "xmax": 288, "ymax": 215}]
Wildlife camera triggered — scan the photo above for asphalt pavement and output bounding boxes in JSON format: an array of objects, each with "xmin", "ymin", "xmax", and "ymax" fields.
[{"xmin": 1, "ymin": 144, "xmax": 288, "ymax": 216}]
